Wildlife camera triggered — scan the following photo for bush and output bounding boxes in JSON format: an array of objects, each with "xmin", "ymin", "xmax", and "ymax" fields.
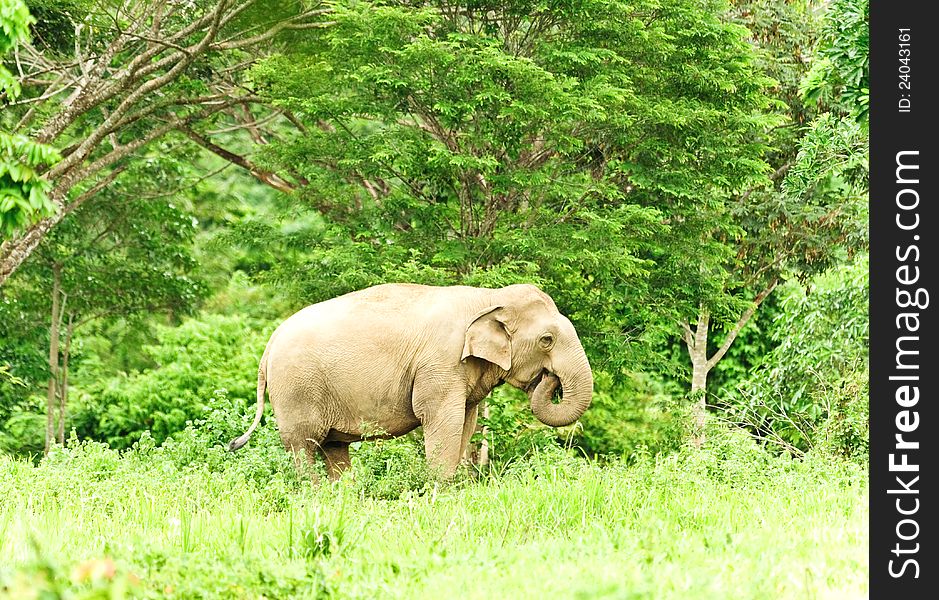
[
  {"xmin": 68, "ymin": 314, "xmax": 274, "ymax": 449},
  {"xmin": 576, "ymin": 371, "xmax": 686, "ymax": 459},
  {"xmin": 724, "ymin": 257, "xmax": 868, "ymax": 460},
  {"xmin": 817, "ymin": 368, "xmax": 869, "ymax": 462},
  {"xmin": 349, "ymin": 434, "xmax": 431, "ymax": 500},
  {"xmin": 479, "ymin": 386, "xmax": 563, "ymax": 465}
]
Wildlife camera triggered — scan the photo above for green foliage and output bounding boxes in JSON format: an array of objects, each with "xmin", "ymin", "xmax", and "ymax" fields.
[
  {"xmin": 0, "ymin": 0, "xmax": 60, "ymax": 236},
  {"xmin": 0, "ymin": 294, "xmax": 50, "ymax": 446},
  {"xmin": 349, "ymin": 435, "xmax": 431, "ymax": 500},
  {"xmin": 706, "ymin": 291, "xmax": 783, "ymax": 391},
  {"xmin": 32, "ymin": 185, "xmax": 206, "ymax": 321},
  {"xmin": 576, "ymin": 371, "xmax": 686, "ymax": 458},
  {"xmin": 726, "ymin": 256, "xmax": 868, "ymax": 457},
  {"xmin": 730, "ymin": 0, "xmax": 868, "ymax": 297},
  {"xmin": 0, "ymin": 0, "xmax": 32, "ymax": 98},
  {"xmin": 0, "ymin": 172, "xmax": 206, "ymax": 453},
  {"xmin": 479, "ymin": 386, "xmax": 565, "ymax": 463},
  {"xmin": 68, "ymin": 314, "xmax": 273, "ymax": 449},
  {"xmin": 0, "ymin": 364, "xmax": 22, "ymax": 385},
  {"xmin": 713, "ymin": 0, "xmax": 866, "ymax": 325},
  {"xmin": 0, "ymin": 130, "xmax": 60, "ymax": 237},
  {"xmin": 0, "ymin": 6, "xmax": 871, "ymax": 595},
  {"xmin": 730, "ymin": 0, "xmax": 819, "ymax": 157},
  {"xmin": 1, "ymin": 430, "xmax": 867, "ymax": 598},
  {"xmin": 251, "ymin": 0, "xmax": 780, "ymax": 375},
  {"xmin": 816, "ymin": 368, "xmax": 869, "ymax": 463},
  {"xmin": 731, "ymin": 110, "xmax": 867, "ymax": 294},
  {"xmin": 801, "ymin": 0, "xmax": 869, "ymax": 124}
]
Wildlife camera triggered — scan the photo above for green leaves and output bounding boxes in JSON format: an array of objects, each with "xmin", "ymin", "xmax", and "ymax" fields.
[
  {"xmin": 800, "ymin": 0, "xmax": 869, "ymax": 124},
  {"xmin": 70, "ymin": 315, "xmax": 272, "ymax": 448},
  {"xmin": 728, "ymin": 257, "xmax": 868, "ymax": 456},
  {"xmin": 1, "ymin": 1, "xmax": 61, "ymax": 237},
  {"xmin": 0, "ymin": 133, "xmax": 61, "ymax": 237},
  {"xmin": 0, "ymin": 0, "xmax": 33, "ymax": 91},
  {"xmin": 248, "ymin": 0, "xmax": 780, "ymax": 376}
]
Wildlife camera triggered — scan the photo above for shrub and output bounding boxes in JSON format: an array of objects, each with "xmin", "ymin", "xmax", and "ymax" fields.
[
  {"xmin": 479, "ymin": 386, "xmax": 562, "ymax": 465},
  {"xmin": 576, "ymin": 371, "xmax": 686, "ymax": 459},
  {"xmin": 723, "ymin": 257, "xmax": 868, "ymax": 460},
  {"xmin": 816, "ymin": 368, "xmax": 869, "ymax": 463},
  {"xmin": 68, "ymin": 314, "xmax": 274, "ymax": 449},
  {"xmin": 459, "ymin": 368, "xmax": 687, "ymax": 467},
  {"xmin": 349, "ymin": 434, "xmax": 431, "ymax": 500}
]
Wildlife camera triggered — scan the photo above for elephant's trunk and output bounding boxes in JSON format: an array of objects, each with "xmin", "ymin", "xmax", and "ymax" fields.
[{"xmin": 529, "ymin": 351, "xmax": 593, "ymax": 428}]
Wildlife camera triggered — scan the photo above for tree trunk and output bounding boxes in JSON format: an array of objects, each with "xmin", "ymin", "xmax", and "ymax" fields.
[
  {"xmin": 45, "ymin": 265, "xmax": 63, "ymax": 455},
  {"xmin": 57, "ymin": 314, "xmax": 75, "ymax": 446},
  {"xmin": 462, "ymin": 400, "xmax": 491, "ymax": 474},
  {"xmin": 689, "ymin": 308, "xmax": 711, "ymax": 448},
  {"xmin": 690, "ymin": 358, "xmax": 710, "ymax": 448},
  {"xmin": 681, "ymin": 281, "xmax": 778, "ymax": 449},
  {"xmin": 478, "ymin": 400, "xmax": 490, "ymax": 470}
]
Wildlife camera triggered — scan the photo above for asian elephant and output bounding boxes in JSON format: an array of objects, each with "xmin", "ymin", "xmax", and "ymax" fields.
[{"xmin": 228, "ymin": 283, "xmax": 593, "ymax": 479}]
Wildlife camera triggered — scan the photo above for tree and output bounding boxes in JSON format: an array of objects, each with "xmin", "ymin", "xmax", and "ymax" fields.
[
  {"xmin": 801, "ymin": 0, "xmax": 869, "ymax": 125},
  {"xmin": 245, "ymin": 0, "xmax": 777, "ymax": 375},
  {"xmin": 677, "ymin": 0, "xmax": 867, "ymax": 445},
  {"xmin": 2, "ymin": 151, "xmax": 204, "ymax": 453},
  {"xmin": 0, "ymin": 0, "xmax": 331, "ymax": 285}
]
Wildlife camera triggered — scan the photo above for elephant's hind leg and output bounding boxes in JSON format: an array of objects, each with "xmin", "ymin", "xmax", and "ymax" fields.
[
  {"xmin": 320, "ymin": 442, "xmax": 351, "ymax": 481},
  {"xmin": 279, "ymin": 422, "xmax": 329, "ymax": 480}
]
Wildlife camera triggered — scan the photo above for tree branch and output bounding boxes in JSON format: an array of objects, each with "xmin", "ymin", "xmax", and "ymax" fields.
[
  {"xmin": 180, "ymin": 127, "xmax": 295, "ymax": 194},
  {"xmin": 705, "ymin": 279, "xmax": 779, "ymax": 371},
  {"xmin": 680, "ymin": 319, "xmax": 694, "ymax": 348},
  {"xmin": 210, "ymin": 8, "xmax": 333, "ymax": 51},
  {"xmin": 47, "ymin": 1, "xmax": 230, "ymax": 180},
  {"xmin": 62, "ymin": 166, "xmax": 128, "ymax": 217}
]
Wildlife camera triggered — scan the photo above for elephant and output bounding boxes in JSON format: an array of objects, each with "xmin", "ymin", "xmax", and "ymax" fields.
[{"xmin": 228, "ymin": 283, "xmax": 593, "ymax": 479}]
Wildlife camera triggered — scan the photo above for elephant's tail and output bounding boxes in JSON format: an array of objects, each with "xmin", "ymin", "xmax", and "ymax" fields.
[{"xmin": 228, "ymin": 345, "xmax": 270, "ymax": 452}]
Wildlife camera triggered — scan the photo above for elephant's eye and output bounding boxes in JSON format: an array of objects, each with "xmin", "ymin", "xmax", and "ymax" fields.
[{"xmin": 539, "ymin": 333, "xmax": 555, "ymax": 349}]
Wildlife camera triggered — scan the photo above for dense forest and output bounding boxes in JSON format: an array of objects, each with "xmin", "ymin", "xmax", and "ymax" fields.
[{"xmin": 2, "ymin": 0, "xmax": 868, "ymax": 597}]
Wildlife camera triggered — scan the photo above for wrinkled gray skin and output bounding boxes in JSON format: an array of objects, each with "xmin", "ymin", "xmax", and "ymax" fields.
[{"xmin": 229, "ymin": 283, "xmax": 593, "ymax": 479}]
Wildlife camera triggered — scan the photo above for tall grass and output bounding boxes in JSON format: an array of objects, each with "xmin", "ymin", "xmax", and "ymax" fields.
[{"xmin": 0, "ymin": 428, "xmax": 867, "ymax": 599}]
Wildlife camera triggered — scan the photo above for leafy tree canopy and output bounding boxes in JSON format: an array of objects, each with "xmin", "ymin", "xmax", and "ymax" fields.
[{"xmin": 248, "ymin": 0, "xmax": 780, "ymax": 373}]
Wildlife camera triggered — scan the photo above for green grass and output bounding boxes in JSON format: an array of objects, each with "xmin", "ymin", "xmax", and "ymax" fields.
[{"xmin": 0, "ymin": 431, "xmax": 867, "ymax": 599}]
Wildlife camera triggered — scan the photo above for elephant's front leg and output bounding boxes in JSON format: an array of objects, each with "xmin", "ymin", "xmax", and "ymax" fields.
[
  {"xmin": 414, "ymin": 383, "xmax": 467, "ymax": 478},
  {"xmin": 423, "ymin": 412, "xmax": 466, "ymax": 478}
]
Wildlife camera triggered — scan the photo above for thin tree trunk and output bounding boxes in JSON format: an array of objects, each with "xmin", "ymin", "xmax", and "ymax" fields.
[
  {"xmin": 57, "ymin": 314, "xmax": 76, "ymax": 446},
  {"xmin": 690, "ymin": 359, "xmax": 709, "ymax": 447},
  {"xmin": 681, "ymin": 280, "xmax": 778, "ymax": 449},
  {"xmin": 689, "ymin": 308, "xmax": 711, "ymax": 448},
  {"xmin": 462, "ymin": 399, "xmax": 491, "ymax": 474},
  {"xmin": 478, "ymin": 399, "xmax": 490, "ymax": 470},
  {"xmin": 45, "ymin": 265, "xmax": 63, "ymax": 455}
]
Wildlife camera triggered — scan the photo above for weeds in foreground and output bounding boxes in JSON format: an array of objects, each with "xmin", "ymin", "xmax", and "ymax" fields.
[{"xmin": 1, "ymin": 423, "xmax": 867, "ymax": 599}]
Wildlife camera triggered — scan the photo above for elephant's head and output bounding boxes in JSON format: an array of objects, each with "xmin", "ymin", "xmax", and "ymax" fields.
[{"xmin": 461, "ymin": 284, "xmax": 593, "ymax": 427}]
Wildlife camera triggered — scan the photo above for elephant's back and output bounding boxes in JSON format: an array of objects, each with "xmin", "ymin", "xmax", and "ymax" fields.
[
  {"xmin": 264, "ymin": 283, "xmax": 490, "ymax": 374},
  {"xmin": 265, "ymin": 284, "xmax": 442, "ymax": 366},
  {"xmin": 284, "ymin": 283, "xmax": 485, "ymax": 328},
  {"xmin": 280, "ymin": 284, "xmax": 436, "ymax": 329}
]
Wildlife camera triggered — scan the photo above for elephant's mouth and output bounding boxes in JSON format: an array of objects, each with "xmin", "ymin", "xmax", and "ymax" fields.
[{"xmin": 526, "ymin": 370, "xmax": 563, "ymax": 403}]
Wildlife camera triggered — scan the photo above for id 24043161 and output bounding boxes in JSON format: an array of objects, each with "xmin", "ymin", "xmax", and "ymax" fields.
[{"xmin": 898, "ymin": 29, "xmax": 911, "ymax": 112}]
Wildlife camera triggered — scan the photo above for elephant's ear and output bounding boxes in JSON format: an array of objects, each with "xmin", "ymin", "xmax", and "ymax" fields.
[{"xmin": 461, "ymin": 306, "xmax": 513, "ymax": 371}]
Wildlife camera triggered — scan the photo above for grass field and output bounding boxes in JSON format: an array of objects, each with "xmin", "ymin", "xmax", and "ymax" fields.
[{"xmin": 0, "ymin": 430, "xmax": 868, "ymax": 599}]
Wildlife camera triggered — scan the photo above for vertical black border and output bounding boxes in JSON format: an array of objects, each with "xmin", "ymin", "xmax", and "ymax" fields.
[{"xmin": 870, "ymin": 1, "xmax": 935, "ymax": 596}]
